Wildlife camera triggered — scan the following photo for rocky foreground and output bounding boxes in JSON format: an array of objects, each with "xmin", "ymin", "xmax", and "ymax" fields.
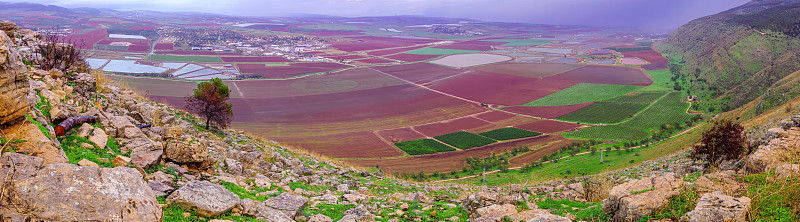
[{"xmin": 0, "ymin": 22, "xmax": 798, "ymax": 222}]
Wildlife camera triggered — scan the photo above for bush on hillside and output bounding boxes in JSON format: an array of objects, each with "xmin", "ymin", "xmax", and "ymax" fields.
[{"xmin": 689, "ymin": 118, "xmax": 749, "ymax": 163}]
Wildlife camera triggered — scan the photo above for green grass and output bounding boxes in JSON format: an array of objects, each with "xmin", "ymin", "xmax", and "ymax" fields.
[
  {"xmin": 644, "ymin": 188, "xmax": 700, "ymax": 221},
  {"xmin": 163, "ymin": 203, "xmax": 261, "ymax": 221},
  {"xmin": 536, "ymin": 199, "xmax": 609, "ymax": 221},
  {"xmin": 288, "ymin": 181, "xmax": 330, "ymax": 193},
  {"xmin": 394, "ymin": 139, "xmax": 456, "ymax": 155},
  {"xmin": 638, "ymin": 69, "xmax": 673, "ymax": 92},
  {"xmin": 218, "ymin": 181, "xmax": 274, "ymax": 202},
  {"xmin": 558, "ymin": 102, "xmax": 649, "ymax": 124},
  {"xmin": 404, "ymin": 48, "xmax": 482, "ymax": 55},
  {"xmin": 434, "ymin": 131, "xmax": 497, "ymax": 149},
  {"xmin": 478, "ymin": 128, "xmax": 541, "ymax": 141},
  {"xmin": 150, "ymin": 55, "xmax": 223, "ymax": 62},
  {"xmin": 563, "ymin": 92, "xmax": 692, "ymax": 141},
  {"xmin": 479, "ymin": 39, "xmax": 553, "ymax": 46},
  {"xmin": 522, "ymin": 83, "xmax": 643, "ymax": 107},
  {"xmin": 743, "ymin": 172, "xmax": 800, "ymax": 221},
  {"xmin": 373, "ymin": 201, "xmax": 468, "ymax": 222},
  {"xmin": 59, "ymin": 129, "xmax": 127, "ymax": 168},
  {"xmin": 302, "ymin": 203, "xmax": 355, "ymax": 221}
]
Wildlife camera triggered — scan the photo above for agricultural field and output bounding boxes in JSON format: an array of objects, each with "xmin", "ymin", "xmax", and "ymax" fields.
[
  {"xmin": 394, "ymin": 139, "xmax": 456, "ymax": 155},
  {"xmin": 563, "ymin": 92, "xmax": 691, "ymax": 141},
  {"xmin": 522, "ymin": 83, "xmax": 643, "ymax": 106},
  {"xmin": 478, "ymin": 128, "xmax": 542, "ymax": 141},
  {"xmin": 434, "ymin": 132, "xmax": 497, "ymax": 149},
  {"xmin": 43, "ymin": 11, "xmax": 686, "ymax": 174},
  {"xmin": 150, "ymin": 55, "xmax": 223, "ymax": 62}
]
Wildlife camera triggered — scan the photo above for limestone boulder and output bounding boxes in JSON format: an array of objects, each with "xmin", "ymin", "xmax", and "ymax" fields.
[
  {"xmin": 3, "ymin": 121, "xmax": 67, "ymax": 164},
  {"xmin": 164, "ymin": 136, "xmax": 209, "ymax": 165},
  {"xmin": 474, "ymin": 204, "xmax": 517, "ymax": 222},
  {"xmin": 679, "ymin": 191, "xmax": 750, "ymax": 222},
  {"xmin": 239, "ymin": 198, "xmax": 294, "ymax": 222},
  {"xmin": 167, "ymin": 180, "xmax": 240, "ymax": 217},
  {"xmin": 693, "ymin": 171, "xmax": 744, "ymax": 196},
  {"xmin": 509, "ymin": 209, "xmax": 572, "ymax": 222},
  {"xmin": 263, "ymin": 192, "xmax": 309, "ymax": 218},
  {"xmin": 127, "ymin": 138, "xmax": 163, "ymax": 169},
  {"xmin": 602, "ymin": 174, "xmax": 684, "ymax": 222},
  {"xmin": 88, "ymin": 127, "xmax": 108, "ymax": 148},
  {"xmin": 0, "ymin": 152, "xmax": 162, "ymax": 221},
  {"xmin": 0, "ymin": 29, "xmax": 29, "ymax": 125}
]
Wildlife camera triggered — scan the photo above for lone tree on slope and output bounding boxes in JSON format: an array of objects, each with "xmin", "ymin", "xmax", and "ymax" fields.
[
  {"xmin": 690, "ymin": 118, "xmax": 749, "ymax": 164},
  {"xmin": 186, "ymin": 78, "xmax": 233, "ymax": 130}
]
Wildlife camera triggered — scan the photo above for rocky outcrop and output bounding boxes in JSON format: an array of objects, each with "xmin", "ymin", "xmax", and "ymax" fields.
[
  {"xmin": 603, "ymin": 174, "xmax": 684, "ymax": 222},
  {"xmin": 2, "ymin": 121, "xmax": 67, "ymax": 163},
  {"xmin": 164, "ymin": 136, "xmax": 210, "ymax": 166},
  {"xmin": 0, "ymin": 28, "xmax": 29, "ymax": 125},
  {"xmin": 745, "ymin": 128, "xmax": 800, "ymax": 173},
  {"xmin": 679, "ymin": 191, "xmax": 750, "ymax": 222},
  {"xmin": 263, "ymin": 192, "xmax": 310, "ymax": 219},
  {"xmin": 167, "ymin": 180, "xmax": 240, "ymax": 217},
  {"xmin": 474, "ymin": 204, "xmax": 517, "ymax": 222},
  {"xmin": 0, "ymin": 152, "xmax": 162, "ymax": 221},
  {"xmin": 693, "ymin": 171, "xmax": 744, "ymax": 196}
]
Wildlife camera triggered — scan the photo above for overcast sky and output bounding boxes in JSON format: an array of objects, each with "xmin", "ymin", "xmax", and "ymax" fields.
[{"xmin": 5, "ymin": 0, "xmax": 750, "ymax": 32}]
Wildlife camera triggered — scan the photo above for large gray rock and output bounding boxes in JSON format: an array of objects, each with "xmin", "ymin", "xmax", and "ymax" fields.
[
  {"xmin": 167, "ymin": 180, "xmax": 240, "ymax": 217},
  {"xmin": 127, "ymin": 138, "xmax": 164, "ymax": 169},
  {"xmin": 515, "ymin": 209, "xmax": 572, "ymax": 222},
  {"xmin": 474, "ymin": 204, "xmax": 517, "ymax": 222},
  {"xmin": 0, "ymin": 152, "xmax": 163, "ymax": 221},
  {"xmin": 602, "ymin": 174, "xmax": 684, "ymax": 222},
  {"xmin": 263, "ymin": 192, "xmax": 309, "ymax": 218},
  {"xmin": 104, "ymin": 115, "xmax": 146, "ymax": 139},
  {"xmin": 679, "ymin": 191, "xmax": 750, "ymax": 222},
  {"xmin": 164, "ymin": 136, "xmax": 210, "ymax": 165},
  {"xmin": 88, "ymin": 127, "xmax": 108, "ymax": 148},
  {"xmin": 0, "ymin": 29, "xmax": 29, "ymax": 125},
  {"xmin": 239, "ymin": 198, "xmax": 294, "ymax": 222}
]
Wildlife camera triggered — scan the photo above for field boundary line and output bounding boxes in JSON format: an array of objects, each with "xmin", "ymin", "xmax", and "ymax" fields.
[{"xmin": 232, "ymin": 81, "xmax": 244, "ymax": 97}]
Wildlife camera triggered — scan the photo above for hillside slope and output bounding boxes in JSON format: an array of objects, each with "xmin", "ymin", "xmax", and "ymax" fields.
[{"xmin": 656, "ymin": 0, "xmax": 800, "ymax": 112}]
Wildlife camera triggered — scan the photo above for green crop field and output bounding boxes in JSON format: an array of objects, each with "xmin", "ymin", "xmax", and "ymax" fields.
[
  {"xmin": 558, "ymin": 102, "xmax": 649, "ymax": 124},
  {"xmin": 522, "ymin": 83, "xmax": 643, "ymax": 107},
  {"xmin": 563, "ymin": 92, "xmax": 691, "ymax": 141},
  {"xmin": 404, "ymin": 48, "xmax": 483, "ymax": 55},
  {"xmin": 478, "ymin": 127, "xmax": 542, "ymax": 141},
  {"xmin": 434, "ymin": 131, "xmax": 497, "ymax": 149},
  {"xmin": 150, "ymin": 55, "xmax": 223, "ymax": 62},
  {"xmin": 638, "ymin": 69, "xmax": 673, "ymax": 92},
  {"xmin": 558, "ymin": 92, "xmax": 667, "ymax": 124},
  {"xmin": 480, "ymin": 39, "xmax": 553, "ymax": 46},
  {"xmin": 394, "ymin": 139, "xmax": 456, "ymax": 155}
]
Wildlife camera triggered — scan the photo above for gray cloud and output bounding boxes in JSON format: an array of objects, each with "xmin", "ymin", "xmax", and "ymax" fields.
[{"xmin": 3, "ymin": 0, "xmax": 750, "ymax": 32}]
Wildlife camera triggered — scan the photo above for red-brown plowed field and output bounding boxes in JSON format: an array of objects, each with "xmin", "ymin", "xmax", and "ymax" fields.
[
  {"xmin": 503, "ymin": 102, "xmax": 595, "ymax": 119},
  {"xmin": 367, "ymin": 45, "xmax": 429, "ymax": 56},
  {"xmin": 226, "ymin": 84, "xmax": 487, "ymax": 138},
  {"xmin": 469, "ymin": 63, "xmax": 584, "ymax": 78},
  {"xmin": 154, "ymin": 43, "xmax": 174, "ymax": 50},
  {"xmin": 384, "ymin": 54, "xmax": 440, "ymax": 62},
  {"xmin": 63, "ymin": 29, "xmax": 107, "ymax": 49},
  {"xmin": 221, "ymin": 57, "xmax": 291, "ymax": 63},
  {"xmin": 332, "ymin": 36, "xmax": 437, "ymax": 52},
  {"xmin": 371, "ymin": 62, "xmax": 463, "ymax": 84},
  {"xmin": 621, "ymin": 50, "xmax": 669, "ymax": 71},
  {"xmin": 427, "ymin": 71, "xmax": 577, "ymax": 106},
  {"xmin": 127, "ymin": 44, "xmax": 150, "ymax": 52},
  {"xmin": 433, "ymin": 40, "xmax": 503, "ymax": 51},
  {"xmin": 355, "ymin": 58, "xmax": 395, "ymax": 64},
  {"xmin": 231, "ymin": 68, "xmax": 406, "ymax": 98},
  {"xmin": 324, "ymin": 55, "xmax": 364, "ymax": 60},
  {"xmin": 475, "ymin": 111, "xmax": 516, "ymax": 122},
  {"xmin": 413, "ymin": 122, "xmax": 461, "ymax": 137},
  {"xmin": 377, "ymin": 128, "xmax": 427, "ymax": 143},
  {"xmin": 237, "ymin": 62, "xmax": 351, "ymax": 78},
  {"xmin": 546, "ymin": 65, "xmax": 652, "ymax": 86},
  {"xmin": 447, "ymin": 116, "xmax": 493, "ymax": 131},
  {"xmin": 126, "ymin": 26, "xmax": 157, "ymax": 30},
  {"xmin": 347, "ymin": 135, "xmax": 567, "ymax": 173},
  {"xmin": 308, "ymin": 30, "xmax": 364, "ymax": 36},
  {"xmin": 156, "ymin": 50, "xmax": 240, "ymax": 56},
  {"xmin": 279, "ymin": 131, "xmax": 404, "ymax": 159},
  {"xmin": 515, "ymin": 120, "xmax": 580, "ymax": 134}
]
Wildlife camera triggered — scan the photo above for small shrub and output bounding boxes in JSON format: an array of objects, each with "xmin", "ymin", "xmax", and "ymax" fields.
[{"xmin": 690, "ymin": 118, "xmax": 749, "ymax": 164}]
